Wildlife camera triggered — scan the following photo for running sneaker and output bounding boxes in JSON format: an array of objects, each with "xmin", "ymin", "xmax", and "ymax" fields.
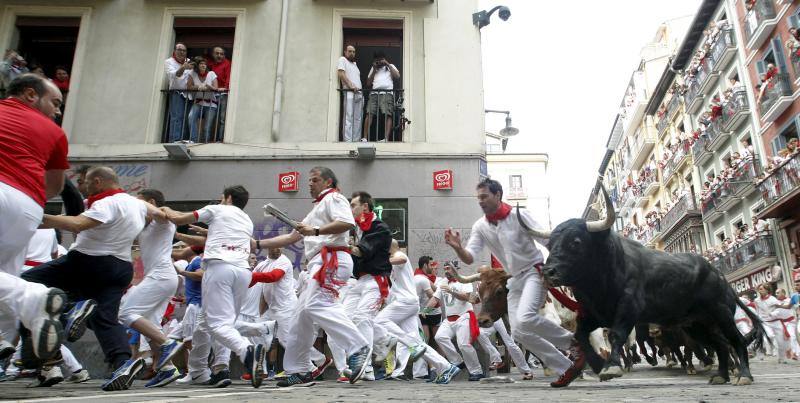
[
  {"xmin": 101, "ymin": 358, "xmax": 145, "ymax": 391},
  {"xmin": 550, "ymin": 341, "xmax": 585, "ymax": 388},
  {"xmin": 0, "ymin": 340, "xmax": 15, "ymax": 361},
  {"xmin": 336, "ymin": 372, "xmax": 349, "ymax": 383},
  {"xmin": 362, "ymin": 367, "xmax": 375, "ymax": 381},
  {"xmin": 372, "ymin": 336, "xmax": 397, "ymax": 362},
  {"xmin": 64, "ymin": 299, "xmax": 96, "ymax": 343},
  {"xmin": 207, "ymin": 370, "xmax": 231, "ymax": 388},
  {"xmin": 145, "ymin": 367, "xmax": 181, "ymax": 388},
  {"xmin": 29, "ymin": 288, "xmax": 67, "ymax": 360},
  {"xmin": 346, "ymin": 345, "xmax": 372, "ymax": 384},
  {"xmin": 28, "ymin": 365, "xmax": 63, "ymax": 388},
  {"xmin": 407, "ymin": 343, "xmax": 427, "ymax": 361},
  {"xmin": 276, "ymin": 372, "xmax": 315, "ymax": 388},
  {"xmin": 65, "ymin": 369, "xmax": 90, "ymax": 383},
  {"xmin": 468, "ymin": 373, "xmax": 486, "ymax": 381},
  {"xmin": 155, "ymin": 339, "xmax": 184, "ymax": 370},
  {"xmin": 521, "ymin": 372, "xmax": 534, "ymax": 381},
  {"xmin": 434, "ymin": 364, "xmax": 461, "ymax": 384},
  {"xmin": 243, "ymin": 344, "xmax": 266, "ymax": 388},
  {"xmin": 266, "ymin": 369, "xmax": 276, "ymax": 380},
  {"xmin": 310, "ymin": 357, "xmax": 332, "ymax": 380}
]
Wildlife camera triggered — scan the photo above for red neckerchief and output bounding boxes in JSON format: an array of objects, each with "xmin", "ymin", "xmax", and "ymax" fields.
[
  {"xmin": 357, "ymin": 212, "xmax": 375, "ymax": 232},
  {"xmin": 486, "ymin": 202, "xmax": 512, "ymax": 225},
  {"xmin": 490, "ymin": 255, "xmax": 503, "ymax": 269},
  {"xmin": 53, "ymin": 78, "xmax": 70, "ymax": 92},
  {"xmin": 414, "ymin": 269, "xmax": 436, "ymax": 283},
  {"xmin": 313, "ymin": 188, "xmax": 337, "ymax": 203},
  {"xmin": 172, "ymin": 52, "xmax": 185, "ymax": 65},
  {"xmin": 198, "ymin": 70, "xmax": 209, "ymax": 81},
  {"xmin": 87, "ymin": 188, "xmax": 125, "ymax": 208}
]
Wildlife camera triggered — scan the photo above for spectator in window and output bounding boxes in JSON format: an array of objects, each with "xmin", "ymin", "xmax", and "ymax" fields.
[
  {"xmin": 362, "ymin": 51, "xmax": 400, "ymax": 142},
  {"xmin": 164, "ymin": 43, "xmax": 193, "ymax": 142},
  {"xmin": 207, "ymin": 46, "xmax": 231, "ymax": 141},
  {"xmin": 29, "ymin": 65, "xmax": 46, "ymax": 78},
  {"xmin": 0, "ymin": 50, "xmax": 29, "ymax": 96},
  {"xmin": 52, "ymin": 66, "xmax": 69, "ymax": 96},
  {"xmin": 338, "ymin": 45, "xmax": 363, "ymax": 142},
  {"xmin": 187, "ymin": 57, "xmax": 219, "ymax": 143}
]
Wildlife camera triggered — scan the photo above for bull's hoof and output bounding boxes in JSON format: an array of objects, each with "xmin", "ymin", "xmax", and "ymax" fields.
[
  {"xmin": 697, "ymin": 363, "xmax": 713, "ymax": 373},
  {"xmin": 734, "ymin": 377, "xmax": 753, "ymax": 386},
  {"xmin": 598, "ymin": 366, "xmax": 623, "ymax": 381},
  {"xmin": 686, "ymin": 366, "xmax": 697, "ymax": 375},
  {"xmin": 646, "ymin": 356, "xmax": 658, "ymax": 367},
  {"xmin": 708, "ymin": 375, "xmax": 728, "ymax": 385},
  {"xmin": 624, "ymin": 365, "xmax": 632, "ymax": 373},
  {"xmin": 666, "ymin": 360, "xmax": 677, "ymax": 369}
]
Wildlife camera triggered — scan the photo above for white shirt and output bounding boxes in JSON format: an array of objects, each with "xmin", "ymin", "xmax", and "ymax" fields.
[
  {"xmin": 435, "ymin": 281, "xmax": 473, "ymax": 317},
  {"xmin": 75, "ymin": 193, "xmax": 148, "ymax": 262},
  {"xmin": 25, "ymin": 229, "xmax": 58, "ymax": 265},
  {"xmin": 189, "ymin": 70, "xmax": 218, "ymax": 107},
  {"xmin": 138, "ymin": 220, "xmax": 177, "ymax": 280},
  {"xmin": 337, "ymin": 56, "xmax": 361, "ymax": 89},
  {"xmin": 195, "ymin": 204, "xmax": 254, "ymax": 268},
  {"xmin": 464, "ymin": 207, "xmax": 549, "ymax": 277},
  {"xmin": 240, "ymin": 264, "xmax": 264, "ymax": 318},
  {"xmin": 388, "ymin": 251, "xmax": 417, "ymax": 303},
  {"xmin": 754, "ymin": 295, "xmax": 780, "ymax": 321},
  {"xmin": 300, "ymin": 190, "xmax": 356, "ymax": 260},
  {"xmin": 165, "ymin": 57, "xmax": 190, "ymax": 90},
  {"xmin": 259, "ymin": 255, "xmax": 297, "ymax": 316},
  {"xmin": 368, "ymin": 64, "xmax": 397, "ymax": 90},
  {"xmin": 414, "ymin": 274, "xmax": 440, "ymax": 314}
]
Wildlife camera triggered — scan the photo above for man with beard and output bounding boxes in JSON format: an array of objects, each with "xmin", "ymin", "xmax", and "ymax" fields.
[{"xmin": 337, "ymin": 45, "xmax": 362, "ymax": 142}]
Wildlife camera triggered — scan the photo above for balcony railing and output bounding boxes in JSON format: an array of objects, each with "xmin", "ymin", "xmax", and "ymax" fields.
[
  {"xmin": 757, "ymin": 152, "xmax": 800, "ymax": 212},
  {"xmin": 710, "ymin": 29, "xmax": 736, "ymax": 72},
  {"xmin": 692, "ymin": 119, "xmax": 722, "ymax": 162},
  {"xmin": 759, "ymin": 73, "xmax": 792, "ymax": 121},
  {"xmin": 712, "ymin": 235, "xmax": 777, "ymax": 275},
  {"xmin": 721, "ymin": 89, "xmax": 749, "ymax": 132},
  {"xmin": 695, "ymin": 59, "xmax": 709, "ymax": 88},
  {"xmin": 338, "ymin": 89, "xmax": 406, "ymax": 142},
  {"xmin": 684, "ymin": 78, "xmax": 702, "ymax": 110},
  {"xmin": 745, "ymin": 0, "xmax": 777, "ymax": 45},
  {"xmin": 161, "ymin": 89, "xmax": 228, "ymax": 143},
  {"xmin": 667, "ymin": 92, "xmax": 681, "ymax": 118},
  {"xmin": 661, "ymin": 194, "xmax": 697, "ymax": 234},
  {"xmin": 663, "ymin": 141, "xmax": 691, "ymax": 182},
  {"xmin": 701, "ymin": 158, "xmax": 761, "ymax": 216}
]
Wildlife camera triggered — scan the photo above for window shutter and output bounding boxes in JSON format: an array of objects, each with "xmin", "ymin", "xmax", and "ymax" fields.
[
  {"xmin": 789, "ymin": 14, "xmax": 800, "ymax": 29},
  {"xmin": 773, "ymin": 37, "xmax": 789, "ymax": 73},
  {"xmin": 756, "ymin": 60, "xmax": 766, "ymax": 76},
  {"xmin": 771, "ymin": 136, "xmax": 785, "ymax": 156}
]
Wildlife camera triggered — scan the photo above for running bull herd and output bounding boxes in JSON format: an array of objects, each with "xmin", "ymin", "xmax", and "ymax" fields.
[{"xmin": 452, "ymin": 185, "xmax": 765, "ymax": 386}]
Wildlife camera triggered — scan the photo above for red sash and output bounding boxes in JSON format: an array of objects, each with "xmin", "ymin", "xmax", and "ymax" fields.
[
  {"xmin": 24, "ymin": 260, "xmax": 44, "ymax": 267},
  {"xmin": 313, "ymin": 246, "xmax": 350, "ymax": 297}
]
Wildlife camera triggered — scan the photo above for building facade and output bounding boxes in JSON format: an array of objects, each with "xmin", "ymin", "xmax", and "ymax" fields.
[{"xmin": 0, "ymin": 0, "xmax": 489, "ymax": 267}]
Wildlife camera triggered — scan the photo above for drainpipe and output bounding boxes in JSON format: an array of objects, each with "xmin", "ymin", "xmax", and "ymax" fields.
[{"xmin": 271, "ymin": 0, "xmax": 289, "ymax": 142}]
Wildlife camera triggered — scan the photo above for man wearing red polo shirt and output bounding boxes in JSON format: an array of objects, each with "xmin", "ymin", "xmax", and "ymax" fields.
[{"xmin": 207, "ymin": 46, "xmax": 231, "ymax": 141}]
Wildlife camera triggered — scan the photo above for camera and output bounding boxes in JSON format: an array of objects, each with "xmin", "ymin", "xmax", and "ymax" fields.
[{"xmin": 498, "ymin": 6, "xmax": 511, "ymax": 21}]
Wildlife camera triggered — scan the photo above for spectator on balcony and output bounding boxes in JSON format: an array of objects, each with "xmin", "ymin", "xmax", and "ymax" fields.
[
  {"xmin": 362, "ymin": 51, "xmax": 400, "ymax": 142},
  {"xmin": 337, "ymin": 45, "xmax": 362, "ymax": 143},
  {"xmin": 786, "ymin": 29, "xmax": 800, "ymax": 59},
  {"xmin": 0, "ymin": 50, "xmax": 29, "ymax": 97},
  {"xmin": 187, "ymin": 57, "xmax": 219, "ymax": 143},
  {"xmin": 740, "ymin": 140, "xmax": 754, "ymax": 160},
  {"xmin": 752, "ymin": 217, "xmax": 769, "ymax": 236},
  {"xmin": 207, "ymin": 46, "xmax": 231, "ymax": 141},
  {"xmin": 164, "ymin": 42, "xmax": 193, "ymax": 142}
]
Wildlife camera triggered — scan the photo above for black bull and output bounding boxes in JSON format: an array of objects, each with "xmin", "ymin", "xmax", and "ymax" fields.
[{"xmin": 470, "ymin": 185, "xmax": 765, "ymax": 386}]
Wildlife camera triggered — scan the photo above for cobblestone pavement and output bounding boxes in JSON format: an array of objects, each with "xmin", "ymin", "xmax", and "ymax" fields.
[{"xmin": 1, "ymin": 360, "xmax": 798, "ymax": 402}]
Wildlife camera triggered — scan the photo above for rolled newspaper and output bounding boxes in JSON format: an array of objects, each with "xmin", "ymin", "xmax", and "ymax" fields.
[{"xmin": 263, "ymin": 203, "xmax": 300, "ymax": 230}]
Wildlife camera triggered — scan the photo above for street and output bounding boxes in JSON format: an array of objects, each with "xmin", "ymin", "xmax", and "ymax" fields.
[{"xmin": 1, "ymin": 360, "xmax": 798, "ymax": 402}]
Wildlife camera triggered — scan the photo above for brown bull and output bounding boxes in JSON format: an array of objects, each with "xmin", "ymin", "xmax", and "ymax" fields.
[{"xmin": 449, "ymin": 266, "xmax": 510, "ymax": 328}]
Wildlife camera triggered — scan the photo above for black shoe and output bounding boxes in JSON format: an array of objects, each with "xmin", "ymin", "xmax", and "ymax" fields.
[
  {"xmin": 468, "ymin": 373, "xmax": 486, "ymax": 381},
  {"xmin": 208, "ymin": 370, "xmax": 231, "ymax": 388},
  {"xmin": 276, "ymin": 372, "xmax": 315, "ymax": 388},
  {"xmin": 385, "ymin": 374, "xmax": 411, "ymax": 381},
  {"xmin": 243, "ymin": 344, "xmax": 265, "ymax": 388}
]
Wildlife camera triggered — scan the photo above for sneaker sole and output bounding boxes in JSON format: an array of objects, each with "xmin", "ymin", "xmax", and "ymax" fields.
[
  {"xmin": 66, "ymin": 300, "xmax": 96, "ymax": 343},
  {"xmin": 32, "ymin": 319, "xmax": 64, "ymax": 361},
  {"xmin": 0, "ymin": 345, "xmax": 16, "ymax": 361},
  {"xmin": 311, "ymin": 358, "xmax": 333, "ymax": 379},
  {"xmin": 101, "ymin": 358, "xmax": 145, "ymax": 392},
  {"xmin": 212, "ymin": 379, "xmax": 231, "ymax": 388},
  {"xmin": 146, "ymin": 372, "xmax": 181, "ymax": 388},
  {"xmin": 251, "ymin": 345, "xmax": 265, "ymax": 388},
  {"xmin": 281, "ymin": 381, "xmax": 316, "ymax": 388},
  {"xmin": 34, "ymin": 375, "xmax": 64, "ymax": 387},
  {"xmin": 155, "ymin": 341, "xmax": 184, "ymax": 371},
  {"xmin": 66, "ymin": 376, "xmax": 91, "ymax": 384},
  {"xmin": 349, "ymin": 346, "xmax": 372, "ymax": 384}
]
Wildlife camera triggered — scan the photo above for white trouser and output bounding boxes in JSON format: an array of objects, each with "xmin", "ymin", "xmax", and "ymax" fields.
[
  {"xmin": 169, "ymin": 303, "xmax": 200, "ymax": 341},
  {"xmin": 767, "ymin": 320, "xmax": 792, "ymax": 360},
  {"xmin": 118, "ymin": 274, "xmax": 179, "ymax": 328},
  {"xmin": 342, "ymin": 91, "xmax": 364, "ymax": 142},
  {"xmin": 271, "ymin": 309, "xmax": 326, "ymax": 366},
  {"xmin": 373, "ymin": 298, "xmax": 451, "ymax": 375},
  {"xmin": 435, "ymin": 313, "xmax": 482, "ymax": 375},
  {"xmin": 507, "ymin": 269, "xmax": 573, "ymax": 375},
  {"xmin": 60, "ymin": 345, "xmax": 82, "ymax": 373},
  {"xmin": 395, "ymin": 340, "xmax": 431, "ymax": 378},
  {"xmin": 342, "ymin": 274, "xmax": 382, "ymax": 348},
  {"xmin": 0, "ymin": 272, "xmax": 51, "ymax": 342},
  {"xmin": 187, "ymin": 310, "xmax": 233, "ymax": 379},
  {"xmin": 200, "ymin": 260, "xmax": 252, "ymax": 361},
  {"xmin": 761, "ymin": 321, "xmax": 776, "ymax": 356},
  {"xmin": 787, "ymin": 320, "xmax": 800, "ymax": 357},
  {"xmin": 0, "ymin": 182, "xmax": 43, "ymax": 277},
  {"xmin": 478, "ymin": 319, "xmax": 532, "ymax": 374},
  {"xmin": 735, "ymin": 320, "xmax": 752, "ymax": 337},
  {"xmin": 283, "ymin": 251, "xmax": 367, "ymax": 374}
]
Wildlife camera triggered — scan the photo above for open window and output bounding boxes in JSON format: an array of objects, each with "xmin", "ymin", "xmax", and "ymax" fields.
[{"xmin": 771, "ymin": 116, "xmax": 800, "ymax": 156}]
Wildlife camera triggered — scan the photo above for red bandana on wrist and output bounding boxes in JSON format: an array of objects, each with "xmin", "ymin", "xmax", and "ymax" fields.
[
  {"xmin": 485, "ymin": 202, "xmax": 512, "ymax": 225},
  {"xmin": 87, "ymin": 188, "xmax": 126, "ymax": 208},
  {"xmin": 414, "ymin": 268, "xmax": 436, "ymax": 283},
  {"xmin": 357, "ymin": 212, "xmax": 375, "ymax": 232},
  {"xmin": 313, "ymin": 188, "xmax": 337, "ymax": 204}
]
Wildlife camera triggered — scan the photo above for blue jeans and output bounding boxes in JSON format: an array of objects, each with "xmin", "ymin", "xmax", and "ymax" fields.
[
  {"xmin": 215, "ymin": 94, "xmax": 227, "ymax": 141},
  {"xmin": 167, "ymin": 92, "xmax": 190, "ymax": 142},
  {"xmin": 189, "ymin": 104, "xmax": 218, "ymax": 143}
]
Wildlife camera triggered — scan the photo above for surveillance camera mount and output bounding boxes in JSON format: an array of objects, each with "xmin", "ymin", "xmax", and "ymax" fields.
[{"xmin": 472, "ymin": 5, "xmax": 511, "ymax": 29}]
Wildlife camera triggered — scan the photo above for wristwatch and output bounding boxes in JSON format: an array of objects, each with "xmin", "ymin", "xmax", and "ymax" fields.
[{"xmin": 314, "ymin": 227, "xmax": 320, "ymax": 236}]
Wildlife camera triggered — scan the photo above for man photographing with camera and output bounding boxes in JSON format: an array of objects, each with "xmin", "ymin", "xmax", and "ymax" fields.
[{"xmin": 362, "ymin": 51, "xmax": 400, "ymax": 142}]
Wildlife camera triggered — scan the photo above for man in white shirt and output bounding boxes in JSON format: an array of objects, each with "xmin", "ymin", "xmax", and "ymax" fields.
[
  {"xmin": 163, "ymin": 185, "xmax": 267, "ymax": 389},
  {"xmin": 255, "ymin": 166, "xmax": 371, "ymax": 387},
  {"xmin": 337, "ymin": 45, "xmax": 362, "ymax": 142},
  {"xmin": 23, "ymin": 167, "xmax": 166, "ymax": 391},
  {"xmin": 444, "ymin": 178, "xmax": 584, "ymax": 388},
  {"xmin": 164, "ymin": 42, "xmax": 193, "ymax": 142},
  {"xmin": 117, "ymin": 189, "xmax": 183, "ymax": 388},
  {"xmin": 21, "ymin": 229, "xmax": 58, "ymax": 272},
  {"xmin": 362, "ymin": 51, "xmax": 400, "ymax": 142}
]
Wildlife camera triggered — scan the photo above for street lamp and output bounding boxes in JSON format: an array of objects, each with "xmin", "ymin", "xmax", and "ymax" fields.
[
  {"xmin": 485, "ymin": 109, "xmax": 518, "ymax": 152},
  {"xmin": 472, "ymin": 6, "xmax": 511, "ymax": 29}
]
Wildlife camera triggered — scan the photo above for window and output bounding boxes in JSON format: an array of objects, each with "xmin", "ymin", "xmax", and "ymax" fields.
[
  {"xmin": 160, "ymin": 17, "xmax": 236, "ymax": 144},
  {"xmin": 771, "ymin": 115, "xmax": 800, "ymax": 156},
  {"xmin": 510, "ymin": 175, "xmax": 523, "ymax": 190},
  {"xmin": 715, "ymin": 230, "xmax": 726, "ymax": 243},
  {"xmin": 374, "ymin": 198, "xmax": 407, "ymax": 247},
  {"xmin": 339, "ymin": 18, "xmax": 406, "ymax": 142}
]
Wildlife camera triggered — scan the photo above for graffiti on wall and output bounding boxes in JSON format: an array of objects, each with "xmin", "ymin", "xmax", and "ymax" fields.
[
  {"xmin": 67, "ymin": 164, "xmax": 151, "ymax": 194},
  {"xmin": 253, "ymin": 217, "xmax": 305, "ymax": 270},
  {"xmin": 409, "ymin": 228, "xmax": 488, "ymax": 267}
]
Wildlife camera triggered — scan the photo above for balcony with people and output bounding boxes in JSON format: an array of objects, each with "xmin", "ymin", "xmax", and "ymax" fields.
[
  {"xmin": 660, "ymin": 190, "xmax": 700, "ymax": 236},
  {"xmin": 720, "ymin": 83, "xmax": 750, "ymax": 132},
  {"xmin": 744, "ymin": 0, "xmax": 778, "ymax": 50},
  {"xmin": 756, "ymin": 63, "xmax": 793, "ymax": 123},
  {"xmin": 632, "ymin": 164, "xmax": 659, "ymax": 208},
  {"xmin": 620, "ymin": 70, "xmax": 648, "ymax": 137},
  {"xmin": 656, "ymin": 86, "xmax": 682, "ymax": 137},
  {"xmin": 699, "ymin": 152, "xmax": 760, "ymax": 221},
  {"xmin": 691, "ymin": 100, "xmax": 728, "ymax": 164},
  {"xmin": 659, "ymin": 131, "xmax": 692, "ymax": 184},
  {"xmin": 702, "ymin": 226, "xmax": 776, "ymax": 276},
  {"xmin": 756, "ymin": 138, "xmax": 800, "ymax": 217},
  {"xmin": 682, "ymin": 19, "xmax": 731, "ymax": 99},
  {"xmin": 621, "ymin": 211, "xmax": 662, "ymax": 247},
  {"xmin": 710, "ymin": 27, "xmax": 736, "ymax": 73}
]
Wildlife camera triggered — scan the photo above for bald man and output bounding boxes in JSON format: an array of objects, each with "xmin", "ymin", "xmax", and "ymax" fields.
[{"xmin": 23, "ymin": 166, "xmax": 167, "ymax": 391}]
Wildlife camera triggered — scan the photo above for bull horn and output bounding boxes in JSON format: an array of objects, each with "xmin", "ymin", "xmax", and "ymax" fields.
[
  {"xmin": 516, "ymin": 203, "xmax": 551, "ymax": 239},
  {"xmin": 586, "ymin": 183, "xmax": 616, "ymax": 233},
  {"xmin": 455, "ymin": 272, "xmax": 481, "ymax": 283}
]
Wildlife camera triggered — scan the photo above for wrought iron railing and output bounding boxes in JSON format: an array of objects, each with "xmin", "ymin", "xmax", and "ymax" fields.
[
  {"xmin": 759, "ymin": 73, "xmax": 792, "ymax": 115},
  {"xmin": 684, "ymin": 78, "xmax": 701, "ymax": 106},
  {"xmin": 663, "ymin": 141, "xmax": 691, "ymax": 182},
  {"xmin": 691, "ymin": 119, "xmax": 721, "ymax": 159},
  {"xmin": 710, "ymin": 29, "xmax": 735, "ymax": 69},
  {"xmin": 661, "ymin": 194, "xmax": 696, "ymax": 233},
  {"xmin": 745, "ymin": 0, "xmax": 777, "ymax": 42},
  {"xmin": 757, "ymin": 152, "xmax": 800, "ymax": 211},
  {"xmin": 161, "ymin": 89, "xmax": 228, "ymax": 143},
  {"xmin": 711, "ymin": 235, "xmax": 777, "ymax": 275},
  {"xmin": 721, "ymin": 89, "xmax": 749, "ymax": 131},
  {"xmin": 338, "ymin": 89, "xmax": 406, "ymax": 142}
]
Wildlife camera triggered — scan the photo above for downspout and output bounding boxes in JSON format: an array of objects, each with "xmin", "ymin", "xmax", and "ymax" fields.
[{"xmin": 271, "ymin": 0, "xmax": 289, "ymax": 142}]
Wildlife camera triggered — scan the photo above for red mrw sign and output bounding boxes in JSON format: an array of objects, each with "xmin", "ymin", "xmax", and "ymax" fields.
[
  {"xmin": 279, "ymin": 171, "xmax": 299, "ymax": 192},
  {"xmin": 433, "ymin": 169, "xmax": 453, "ymax": 190}
]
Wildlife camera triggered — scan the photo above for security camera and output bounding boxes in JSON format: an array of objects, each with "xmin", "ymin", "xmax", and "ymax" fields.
[{"xmin": 498, "ymin": 6, "xmax": 511, "ymax": 21}]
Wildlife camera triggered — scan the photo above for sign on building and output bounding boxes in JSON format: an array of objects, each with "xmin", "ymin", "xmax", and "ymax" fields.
[
  {"xmin": 433, "ymin": 169, "xmax": 453, "ymax": 190},
  {"xmin": 67, "ymin": 164, "xmax": 151, "ymax": 194},
  {"xmin": 279, "ymin": 171, "xmax": 300, "ymax": 192}
]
